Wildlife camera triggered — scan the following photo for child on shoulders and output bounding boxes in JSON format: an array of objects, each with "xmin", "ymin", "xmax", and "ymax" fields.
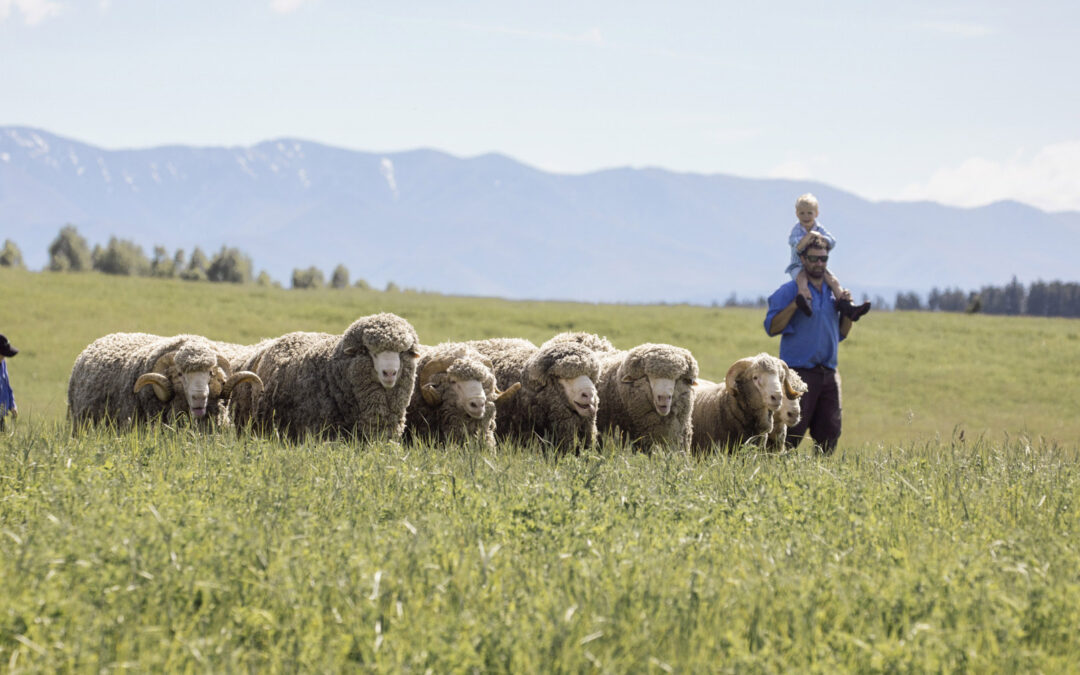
[{"xmin": 785, "ymin": 193, "xmax": 870, "ymax": 320}]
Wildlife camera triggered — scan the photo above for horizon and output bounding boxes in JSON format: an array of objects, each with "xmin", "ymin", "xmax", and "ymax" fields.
[{"xmin": 2, "ymin": 1, "xmax": 1078, "ymax": 213}]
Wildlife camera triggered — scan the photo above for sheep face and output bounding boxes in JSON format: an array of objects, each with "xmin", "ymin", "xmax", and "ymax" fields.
[
  {"xmin": 180, "ymin": 370, "xmax": 213, "ymax": 418},
  {"xmin": 777, "ymin": 392, "xmax": 801, "ymax": 427},
  {"xmin": 646, "ymin": 376, "xmax": 676, "ymax": 416},
  {"xmin": 449, "ymin": 375, "xmax": 489, "ymax": 419},
  {"xmin": 726, "ymin": 354, "xmax": 784, "ymax": 413},
  {"xmin": 618, "ymin": 344, "xmax": 698, "ymax": 417},
  {"xmin": 339, "ymin": 312, "xmax": 421, "ymax": 390},
  {"xmin": 560, "ymin": 375, "xmax": 598, "ymax": 417}
]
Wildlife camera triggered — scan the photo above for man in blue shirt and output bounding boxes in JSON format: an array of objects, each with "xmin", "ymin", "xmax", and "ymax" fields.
[
  {"xmin": 764, "ymin": 237, "xmax": 854, "ymax": 454},
  {"xmin": 0, "ymin": 334, "xmax": 17, "ymax": 432}
]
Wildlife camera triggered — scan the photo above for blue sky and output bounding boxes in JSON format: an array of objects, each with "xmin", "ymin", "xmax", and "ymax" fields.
[{"xmin": 3, "ymin": 0, "xmax": 1079, "ymax": 212}]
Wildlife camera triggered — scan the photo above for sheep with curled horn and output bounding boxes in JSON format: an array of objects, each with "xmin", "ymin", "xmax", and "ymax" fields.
[
  {"xmin": 404, "ymin": 343, "xmax": 520, "ymax": 448},
  {"xmin": 764, "ymin": 362, "xmax": 808, "ymax": 452},
  {"xmin": 594, "ymin": 343, "xmax": 699, "ymax": 452},
  {"xmin": 67, "ymin": 333, "xmax": 262, "ymax": 429},
  {"xmin": 467, "ymin": 337, "xmax": 601, "ymax": 453},
  {"xmin": 240, "ymin": 313, "xmax": 421, "ymax": 441},
  {"xmin": 690, "ymin": 352, "xmax": 785, "ymax": 454}
]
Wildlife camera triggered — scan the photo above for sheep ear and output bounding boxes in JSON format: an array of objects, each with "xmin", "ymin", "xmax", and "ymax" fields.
[
  {"xmin": 724, "ymin": 358, "xmax": 755, "ymax": 391},
  {"xmin": 619, "ymin": 353, "xmax": 645, "ymax": 382},
  {"xmin": 135, "ymin": 373, "xmax": 173, "ymax": 401},
  {"xmin": 421, "ymin": 383, "xmax": 442, "ymax": 406},
  {"xmin": 495, "ymin": 381, "xmax": 521, "ymax": 402},
  {"xmin": 216, "ymin": 353, "xmax": 231, "ymax": 374},
  {"xmin": 523, "ymin": 356, "xmax": 548, "ymax": 389}
]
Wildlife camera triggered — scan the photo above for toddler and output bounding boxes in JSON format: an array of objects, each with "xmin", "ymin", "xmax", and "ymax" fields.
[{"xmin": 785, "ymin": 193, "xmax": 870, "ymax": 320}]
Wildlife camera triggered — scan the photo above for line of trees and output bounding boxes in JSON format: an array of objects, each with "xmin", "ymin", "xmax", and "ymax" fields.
[
  {"xmin": 0, "ymin": 225, "xmax": 402, "ymax": 291},
  {"xmin": 896, "ymin": 277, "xmax": 1080, "ymax": 318}
]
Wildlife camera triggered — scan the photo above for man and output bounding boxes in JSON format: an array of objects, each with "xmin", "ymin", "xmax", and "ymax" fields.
[
  {"xmin": 0, "ymin": 334, "xmax": 17, "ymax": 432},
  {"xmin": 763, "ymin": 235, "xmax": 854, "ymax": 454}
]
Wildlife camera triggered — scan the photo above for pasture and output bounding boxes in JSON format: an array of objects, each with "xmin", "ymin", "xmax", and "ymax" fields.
[{"xmin": 2, "ymin": 267, "xmax": 1080, "ymax": 670}]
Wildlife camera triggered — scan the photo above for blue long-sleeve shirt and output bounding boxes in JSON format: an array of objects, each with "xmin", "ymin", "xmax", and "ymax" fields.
[
  {"xmin": 0, "ymin": 360, "xmax": 15, "ymax": 417},
  {"xmin": 764, "ymin": 280, "xmax": 845, "ymax": 370}
]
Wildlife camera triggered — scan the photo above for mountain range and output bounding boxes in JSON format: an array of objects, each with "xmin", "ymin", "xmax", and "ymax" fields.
[{"xmin": 3, "ymin": 126, "xmax": 1079, "ymax": 305}]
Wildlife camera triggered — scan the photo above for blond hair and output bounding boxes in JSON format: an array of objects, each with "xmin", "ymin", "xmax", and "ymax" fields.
[{"xmin": 795, "ymin": 193, "xmax": 819, "ymax": 211}]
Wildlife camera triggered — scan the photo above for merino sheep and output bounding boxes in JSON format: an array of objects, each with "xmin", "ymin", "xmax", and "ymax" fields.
[
  {"xmin": 594, "ymin": 343, "xmax": 699, "ymax": 451},
  {"xmin": 764, "ymin": 364, "xmax": 808, "ymax": 452},
  {"xmin": 691, "ymin": 353, "xmax": 785, "ymax": 454},
  {"xmin": 239, "ymin": 313, "xmax": 421, "ymax": 441},
  {"xmin": 404, "ymin": 342, "xmax": 520, "ymax": 448},
  {"xmin": 468, "ymin": 337, "xmax": 601, "ymax": 452},
  {"xmin": 67, "ymin": 333, "xmax": 262, "ymax": 428}
]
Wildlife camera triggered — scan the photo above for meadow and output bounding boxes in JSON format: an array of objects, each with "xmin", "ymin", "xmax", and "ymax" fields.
[{"xmin": 2, "ymin": 267, "xmax": 1080, "ymax": 670}]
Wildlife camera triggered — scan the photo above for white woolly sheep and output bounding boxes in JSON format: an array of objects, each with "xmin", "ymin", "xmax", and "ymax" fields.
[
  {"xmin": 404, "ymin": 342, "xmax": 520, "ymax": 448},
  {"xmin": 594, "ymin": 342, "xmax": 699, "ymax": 451},
  {"xmin": 764, "ymin": 363, "xmax": 808, "ymax": 452},
  {"xmin": 67, "ymin": 333, "xmax": 262, "ymax": 428},
  {"xmin": 468, "ymin": 337, "xmax": 601, "ymax": 452},
  {"xmin": 690, "ymin": 352, "xmax": 785, "ymax": 454},
  {"xmin": 238, "ymin": 313, "xmax": 421, "ymax": 441}
]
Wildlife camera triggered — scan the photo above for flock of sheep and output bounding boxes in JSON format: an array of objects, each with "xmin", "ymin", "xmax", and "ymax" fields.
[{"xmin": 66, "ymin": 313, "xmax": 808, "ymax": 454}]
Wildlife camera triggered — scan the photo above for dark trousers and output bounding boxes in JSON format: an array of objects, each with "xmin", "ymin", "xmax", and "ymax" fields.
[{"xmin": 786, "ymin": 366, "xmax": 842, "ymax": 454}]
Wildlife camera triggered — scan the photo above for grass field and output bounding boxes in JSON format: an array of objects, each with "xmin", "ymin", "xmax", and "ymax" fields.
[{"xmin": 3, "ymin": 268, "xmax": 1080, "ymax": 670}]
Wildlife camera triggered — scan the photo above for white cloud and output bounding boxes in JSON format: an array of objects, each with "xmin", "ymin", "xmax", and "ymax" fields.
[
  {"xmin": 899, "ymin": 141, "xmax": 1080, "ymax": 213},
  {"xmin": 0, "ymin": 0, "xmax": 63, "ymax": 25},
  {"xmin": 270, "ymin": 0, "xmax": 314, "ymax": 14},
  {"xmin": 767, "ymin": 155, "xmax": 832, "ymax": 181},
  {"xmin": 916, "ymin": 21, "xmax": 996, "ymax": 38}
]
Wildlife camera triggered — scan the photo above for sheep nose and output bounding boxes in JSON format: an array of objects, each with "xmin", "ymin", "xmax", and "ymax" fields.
[
  {"xmin": 382, "ymin": 368, "xmax": 398, "ymax": 380},
  {"xmin": 770, "ymin": 393, "xmax": 781, "ymax": 407},
  {"xmin": 467, "ymin": 398, "xmax": 485, "ymax": 418},
  {"xmin": 656, "ymin": 394, "xmax": 672, "ymax": 406}
]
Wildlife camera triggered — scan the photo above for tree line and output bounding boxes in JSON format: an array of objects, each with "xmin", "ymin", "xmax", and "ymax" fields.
[
  {"xmin": 0, "ymin": 225, "xmax": 403, "ymax": 291},
  {"xmin": 895, "ymin": 276, "xmax": 1080, "ymax": 318}
]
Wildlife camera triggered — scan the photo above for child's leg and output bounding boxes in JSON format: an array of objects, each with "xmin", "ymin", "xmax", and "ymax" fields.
[
  {"xmin": 824, "ymin": 269, "xmax": 850, "ymax": 301},
  {"xmin": 796, "ymin": 268, "xmax": 811, "ymax": 300}
]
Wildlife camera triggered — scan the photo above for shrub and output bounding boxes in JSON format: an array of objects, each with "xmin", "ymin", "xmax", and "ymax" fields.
[
  {"xmin": 0, "ymin": 239, "xmax": 24, "ymax": 268},
  {"xmin": 207, "ymin": 247, "xmax": 253, "ymax": 284},
  {"xmin": 93, "ymin": 237, "xmax": 152, "ymax": 276},
  {"xmin": 292, "ymin": 266, "xmax": 325, "ymax": 289},
  {"xmin": 48, "ymin": 225, "xmax": 93, "ymax": 272}
]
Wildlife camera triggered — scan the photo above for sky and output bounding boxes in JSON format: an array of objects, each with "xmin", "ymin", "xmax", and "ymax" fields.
[{"xmin": 2, "ymin": 0, "xmax": 1079, "ymax": 212}]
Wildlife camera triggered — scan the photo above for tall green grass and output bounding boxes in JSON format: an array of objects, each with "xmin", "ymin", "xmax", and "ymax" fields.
[{"xmin": 2, "ymin": 426, "xmax": 1078, "ymax": 670}]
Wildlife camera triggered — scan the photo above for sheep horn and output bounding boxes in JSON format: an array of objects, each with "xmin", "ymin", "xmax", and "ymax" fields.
[
  {"xmin": 134, "ymin": 373, "xmax": 173, "ymax": 401},
  {"xmin": 420, "ymin": 383, "xmax": 442, "ymax": 406},
  {"xmin": 418, "ymin": 351, "xmax": 464, "ymax": 389},
  {"xmin": 724, "ymin": 357, "xmax": 756, "ymax": 391},
  {"xmin": 221, "ymin": 371, "xmax": 262, "ymax": 399},
  {"xmin": 495, "ymin": 381, "xmax": 521, "ymax": 402},
  {"xmin": 216, "ymin": 353, "xmax": 232, "ymax": 374}
]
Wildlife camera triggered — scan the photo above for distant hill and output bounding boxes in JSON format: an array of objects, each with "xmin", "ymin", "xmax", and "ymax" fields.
[{"xmin": 3, "ymin": 126, "xmax": 1079, "ymax": 304}]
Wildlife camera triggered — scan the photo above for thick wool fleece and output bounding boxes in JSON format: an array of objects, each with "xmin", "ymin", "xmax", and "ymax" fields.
[
  {"xmin": 68, "ymin": 333, "xmax": 230, "ymax": 428},
  {"xmin": 405, "ymin": 343, "xmax": 499, "ymax": 448},
  {"xmin": 248, "ymin": 313, "xmax": 420, "ymax": 441},
  {"xmin": 595, "ymin": 343, "xmax": 698, "ymax": 452},
  {"xmin": 469, "ymin": 338, "xmax": 600, "ymax": 451},
  {"xmin": 691, "ymin": 355, "xmax": 782, "ymax": 454},
  {"xmin": 542, "ymin": 331, "xmax": 618, "ymax": 354}
]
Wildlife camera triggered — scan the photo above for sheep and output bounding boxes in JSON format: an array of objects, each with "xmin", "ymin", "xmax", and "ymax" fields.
[
  {"xmin": 764, "ymin": 364, "xmax": 808, "ymax": 452},
  {"xmin": 594, "ymin": 343, "xmax": 699, "ymax": 451},
  {"xmin": 239, "ymin": 313, "xmax": 421, "ymax": 441},
  {"xmin": 404, "ymin": 342, "xmax": 520, "ymax": 448},
  {"xmin": 67, "ymin": 333, "xmax": 262, "ymax": 428},
  {"xmin": 690, "ymin": 353, "xmax": 785, "ymax": 454},
  {"xmin": 467, "ymin": 337, "xmax": 601, "ymax": 452}
]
